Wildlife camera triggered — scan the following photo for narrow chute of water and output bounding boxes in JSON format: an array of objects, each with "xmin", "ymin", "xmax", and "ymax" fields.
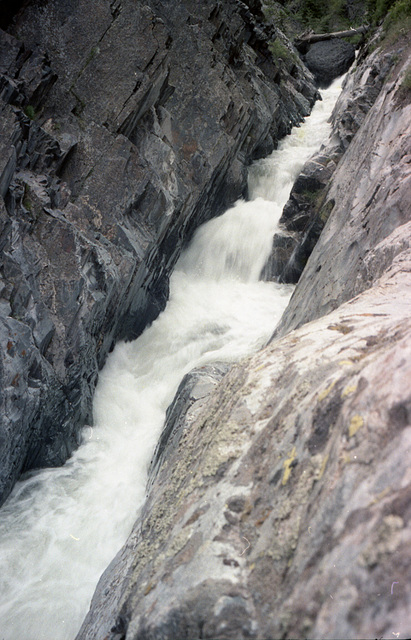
[{"xmin": 0, "ymin": 76, "xmax": 345, "ymax": 640}]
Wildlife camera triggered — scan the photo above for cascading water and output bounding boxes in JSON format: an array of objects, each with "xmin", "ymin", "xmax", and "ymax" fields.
[{"xmin": 0, "ymin": 76, "xmax": 344, "ymax": 640}]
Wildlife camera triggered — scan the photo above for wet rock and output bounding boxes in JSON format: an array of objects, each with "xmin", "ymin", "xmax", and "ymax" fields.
[
  {"xmin": 260, "ymin": 231, "xmax": 297, "ymax": 280},
  {"xmin": 303, "ymin": 39, "xmax": 356, "ymax": 87}
]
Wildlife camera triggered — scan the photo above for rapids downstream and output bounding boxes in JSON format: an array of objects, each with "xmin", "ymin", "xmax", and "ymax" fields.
[{"xmin": 0, "ymin": 77, "xmax": 344, "ymax": 640}]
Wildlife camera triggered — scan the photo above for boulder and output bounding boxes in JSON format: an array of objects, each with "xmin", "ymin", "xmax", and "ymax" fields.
[{"xmin": 304, "ymin": 39, "xmax": 356, "ymax": 87}]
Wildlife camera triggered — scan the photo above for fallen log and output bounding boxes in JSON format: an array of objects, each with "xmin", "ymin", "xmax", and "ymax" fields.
[{"xmin": 295, "ymin": 25, "xmax": 369, "ymax": 47}]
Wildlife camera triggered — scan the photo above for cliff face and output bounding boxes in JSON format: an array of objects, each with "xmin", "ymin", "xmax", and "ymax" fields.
[
  {"xmin": 0, "ymin": 0, "xmax": 318, "ymax": 505},
  {"xmin": 264, "ymin": 45, "xmax": 398, "ymax": 284},
  {"xmin": 76, "ymin": 39, "xmax": 411, "ymax": 640}
]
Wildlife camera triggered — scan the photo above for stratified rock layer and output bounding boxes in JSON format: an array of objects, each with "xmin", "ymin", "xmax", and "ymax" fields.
[
  {"xmin": 76, "ymin": 41, "xmax": 411, "ymax": 640},
  {"xmin": 0, "ymin": 0, "xmax": 318, "ymax": 504},
  {"xmin": 276, "ymin": 45, "xmax": 411, "ymax": 336}
]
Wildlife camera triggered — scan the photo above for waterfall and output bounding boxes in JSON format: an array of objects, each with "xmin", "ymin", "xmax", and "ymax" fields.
[{"xmin": 0, "ymin": 76, "xmax": 344, "ymax": 640}]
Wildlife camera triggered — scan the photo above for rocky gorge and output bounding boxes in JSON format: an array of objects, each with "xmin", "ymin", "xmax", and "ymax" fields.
[
  {"xmin": 78, "ymin": 18, "xmax": 411, "ymax": 640},
  {"xmin": 1, "ymin": 1, "xmax": 411, "ymax": 639},
  {"xmin": 0, "ymin": 0, "xmax": 319, "ymax": 505}
]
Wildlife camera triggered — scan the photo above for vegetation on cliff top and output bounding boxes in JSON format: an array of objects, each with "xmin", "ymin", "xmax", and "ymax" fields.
[{"xmin": 263, "ymin": 0, "xmax": 411, "ymax": 37}]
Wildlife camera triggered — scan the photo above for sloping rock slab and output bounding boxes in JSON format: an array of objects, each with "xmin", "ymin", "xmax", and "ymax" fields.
[
  {"xmin": 264, "ymin": 45, "xmax": 397, "ymax": 284},
  {"xmin": 77, "ymin": 254, "xmax": 411, "ymax": 640},
  {"xmin": 276, "ymin": 48, "xmax": 411, "ymax": 336},
  {"xmin": 148, "ymin": 363, "xmax": 230, "ymax": 488}
]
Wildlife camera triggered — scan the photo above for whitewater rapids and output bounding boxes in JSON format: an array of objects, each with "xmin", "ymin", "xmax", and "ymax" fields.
[{"xmin": 0, "ymin": 76, "xmax": 344, "ymax": 640}]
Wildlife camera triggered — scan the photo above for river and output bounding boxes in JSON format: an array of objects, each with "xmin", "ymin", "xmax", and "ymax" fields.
[{"xmin": 0, "ymin": 76, "xmax": 344, "ymax": 640}]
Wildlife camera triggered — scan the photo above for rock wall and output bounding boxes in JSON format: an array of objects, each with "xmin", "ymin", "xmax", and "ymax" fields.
[
  {"xmin": 76, "ymin": 38, "xmax": 411, "ymax": 640},
  {"xmin": 0, "ymin": 0, "xmax": 318, "ymax": 505},
  {"xmin": 264, "ymin": 43, "xmax": 396, "ymax": 284}
]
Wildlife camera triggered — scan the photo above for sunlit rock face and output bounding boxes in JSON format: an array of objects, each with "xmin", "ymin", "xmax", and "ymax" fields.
[
  {"xmin": 77, "ymin": 41, "xmax": 411, "ymax": 640},
  {"xmin": 0, "ymin": 0, "xmax": 318, "ymax": 505}
]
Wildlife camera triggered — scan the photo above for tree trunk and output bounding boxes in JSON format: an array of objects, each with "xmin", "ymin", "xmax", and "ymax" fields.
[{"xmin": 295, "ymin": 25, "xmax": 369, "ymax": 47}]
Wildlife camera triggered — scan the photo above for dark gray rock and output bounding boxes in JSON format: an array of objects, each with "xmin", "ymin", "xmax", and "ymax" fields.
[
  {"xmin": 0, "ymin": 1, "xmax": 318, "ymax": 504},
  {"xmin": 304, "ymin": 39, "xmax": 355, "ymax": 87},
  {"xmin": 260, "ymin": 231, "xmax": 297, "ymax": 281},
  {"xmin": 346, "ymin": 0, "xmax": 368, "ymax": 22}
]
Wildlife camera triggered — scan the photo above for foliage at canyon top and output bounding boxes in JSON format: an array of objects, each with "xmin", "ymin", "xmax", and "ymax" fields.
[{"xmin": 263, "ymin": 0, "xmax": 411, "ymax": 36}]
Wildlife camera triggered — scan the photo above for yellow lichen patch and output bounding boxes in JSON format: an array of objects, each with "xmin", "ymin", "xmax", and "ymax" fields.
[
  {"xmin": 349, "ymin": 414, "xmax": 364, "ymax": 437},
  {"xmin": 282, "ymin": 446, "xmax": 297, "ymax": 485},
  {"xmin": 339, "ymin": 360, "xmax": 354, "ymax": 366},
  {"xmin": 143, "ymin": 581, "xmax": 156, "ymax": 596},
  {"xmin": 318, "ymin": 454, "xmax": 329, "ymax": 480},
  {"xmin": 368, "ymin": 487, "xmax": 391, "ymax": 507},
  {"xmin": 318, "ymin": 379, "xmax": 337, "ymax": 402},
  {"xmin": 328, "ymin": 323, "xmax": 353, "ymax": 334},
  {"xmin": 341, "ymin": 382, "xmax": 358, "ymax": 399}
]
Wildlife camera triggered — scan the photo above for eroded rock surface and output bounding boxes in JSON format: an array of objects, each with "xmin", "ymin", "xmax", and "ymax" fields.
[
  {"xmin": 78, "ymin": 249, "xmax": 411, "ymax": 640},
  {"xmin": 0, "ymin": 0, "xmax": 318, "ymax": 504},
  {"xmin": 76, "ymin": 40, "xmax": 411, "ymax": 640},
  {"xmin": 148, "ymin": 363, "xmax": 230, "ymax": 488},
  {"xmin": 265, "ymin": 42, "xmax": 401, "ymax": 284},
  {"xmin": 276, "ymin": 44, "xmax": 411, "ymax": 335}
]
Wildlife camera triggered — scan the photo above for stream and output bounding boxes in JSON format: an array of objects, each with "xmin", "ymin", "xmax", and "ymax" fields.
[{"xmin": 0, "ymin": 76, "xmax": 344, "ymax": 640}]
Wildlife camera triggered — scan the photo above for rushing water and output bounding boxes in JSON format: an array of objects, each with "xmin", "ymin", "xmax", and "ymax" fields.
[{"xmin": 0, "ymin": 77, "xmax": 344, "ymax": 640}]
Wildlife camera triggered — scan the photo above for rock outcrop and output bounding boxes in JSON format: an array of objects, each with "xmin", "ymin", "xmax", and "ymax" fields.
[
  {"xmin": 276, "ymin": 42, "xmax": 411, "ymax": 334},
  {"xmin": 0, "ymin": 0, "xmax": 318, "ymax": 505},
  {"xmin": 76, "ymin": 38, "xmax": 411, "ymax": 640},
  {"xmin": 303, "ymin": 39, "xmax": 356, "ymax": 87},
  {"xmin": 265, "ymin": 42, "xmax": 397, "ymax": 284}
]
